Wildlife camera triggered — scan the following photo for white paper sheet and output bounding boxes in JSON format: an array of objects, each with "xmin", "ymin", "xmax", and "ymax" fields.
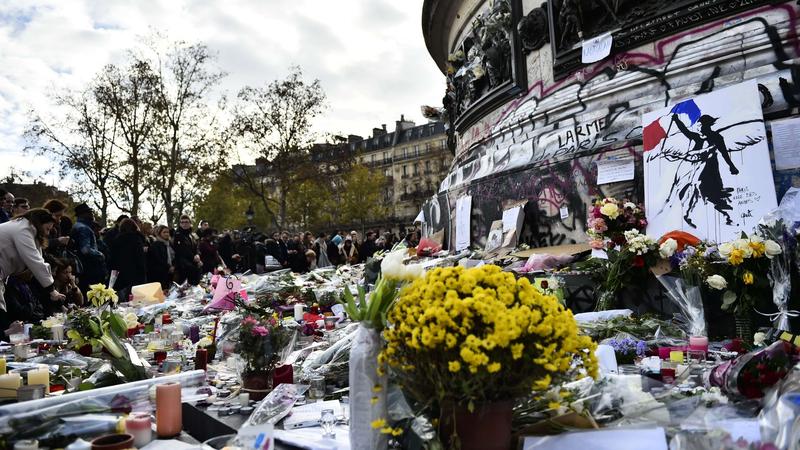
[
  {"xmin": 455, "ymin": 195, "xmax": 472, "ymax": 251},
  {"xmin": 523, "ymin": 427, "xmax": 668, "ymax": 450},
  {"xmin": 596, "ymin": 158, "xmax": 635, "ymax": 185},
  {"xmin": 502, "ymin": 206, "xmax": 523, "ymax": 232},
  {"xmin": 771, "ymin": 117, "xmax": 800, "ymax": 170},
  {"xmin": 582, "ymin": 32, "xmax": 613, "ymax": 63}
]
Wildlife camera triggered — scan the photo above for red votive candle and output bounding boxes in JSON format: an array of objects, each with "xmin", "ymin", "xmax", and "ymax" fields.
[
  {"xmin": 195, "ymin": 348, "xmax": 208, "ymax": 371},
  {"xmin": 154, "ymin": 350, "xmax": 167, "ymax": 365},
  {"xmin": 689, "ymin": 336, "xmax": 709, "ymax": 353}
]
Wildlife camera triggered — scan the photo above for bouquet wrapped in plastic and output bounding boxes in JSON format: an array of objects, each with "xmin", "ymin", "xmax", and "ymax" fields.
[
  {"xmin": 708, "ymin": 340, "xmax": 795, "ymax": 399},
  {"xmin": 758, "ymin": 190, "xmax": 800, "ymax": 331},
  {"xmin": 656, "ymin": 275, "xmax": 707, "ymax": 338}
]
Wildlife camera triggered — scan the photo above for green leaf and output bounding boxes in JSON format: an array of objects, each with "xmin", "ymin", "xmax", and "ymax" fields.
[{"xmin": 107, "ymin": 313, "xmax": 128, "ymax": 338}]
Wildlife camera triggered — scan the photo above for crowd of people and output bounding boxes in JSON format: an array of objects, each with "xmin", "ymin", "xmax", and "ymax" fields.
[{"xmin": 0, "ymin": 188, "xmax": 420, "ymax": 335}]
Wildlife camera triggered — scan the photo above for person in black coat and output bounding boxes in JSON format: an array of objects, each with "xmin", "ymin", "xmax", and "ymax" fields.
[
  {"xmin": 173, "ymin": 215, "xmax": 201, "ymax": 285},
  {"xmin": 359, "ymin": 231, "xmax": 378, "ymax": 262},
  {"xmin": 147, "ymin": 225, "xmax": 175, "ymax": 290},
  {"xmin": 287, "ymin": 234, "xmax": 307, "ymax": 273},
  {"xmin": 109, "ymin": 218, "xmax": 147, "ymax": 299}
]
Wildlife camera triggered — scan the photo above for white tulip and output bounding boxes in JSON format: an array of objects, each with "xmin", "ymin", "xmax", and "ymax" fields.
[
  {"xmin": 765, "ymin": 240, "xmax": 783, "ymax": 259},
  {"xmin": 659, "ymin": 238, "xmax": 678, "ymax": 258},
  {"xmin": 380, "ymin": 250, "xmax": 424, "ymax": 281},
  {"xmin": 706, "ymin": 275, "xmax": 728, "ymax": 290}
]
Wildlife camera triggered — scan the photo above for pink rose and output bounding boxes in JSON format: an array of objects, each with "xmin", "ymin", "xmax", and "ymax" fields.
[
  {"xmin": 242, "ymin": 316, "xmax": 258, "ymax": 326},
  {"xmin": 590, "ymin": 217, "xmax": 607, "ymax": 232},
  {"xmin": 252, "ymin": 326, "xmax": 269, "ymax": 336},
  {"xmin": 591, "ymin": 206, "xmax": 602, "ymax": 218},
  {"xmin": 589, "ymin": 239, "xmax": 605, "ymax": 250}
]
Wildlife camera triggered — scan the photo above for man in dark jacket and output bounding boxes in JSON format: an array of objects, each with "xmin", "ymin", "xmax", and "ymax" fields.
[
  {"xmin": 70, "ymin": 203, "xmax": 107, "ymax": 294},
  {"xmin": 173, "ymin": 215, "xmax": 201, "ymax": 285},
  {"xmin": 360, "ymin": 231, "xmax": 378, "ymax": 262}
]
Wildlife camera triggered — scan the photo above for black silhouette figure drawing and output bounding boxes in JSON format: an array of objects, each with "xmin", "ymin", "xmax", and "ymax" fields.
[{"xmin": 667, "ymin": 114, "xmax": 740, "ymax": 228}]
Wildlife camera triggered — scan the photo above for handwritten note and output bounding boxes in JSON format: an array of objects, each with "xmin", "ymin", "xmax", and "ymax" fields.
[
  {"xmin": 455, "ymin": 195, "xmax": 472, "ymax": 251},
  {"xmin": 559, "ymin": 206, "xmax": 569, "ymax": 220},
  {"xmin": 771, "ymin": 117, "xmax": 800, "ymax": 170},
  {"xmin": 582, "ymin": 32, "xmax": 613, "ymax": 64},
  {"xmin": 596, "ymin": 158, "xmax": 635, "ymax": 185},
  {"xmin": 502, "ymin": 206, "xmax": 523, "ymax": 232}
]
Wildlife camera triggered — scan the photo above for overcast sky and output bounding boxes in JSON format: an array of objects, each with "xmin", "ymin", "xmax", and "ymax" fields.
[{"xmin": 0, "ymin": 0, "xmax": 445, "ymax": 185}]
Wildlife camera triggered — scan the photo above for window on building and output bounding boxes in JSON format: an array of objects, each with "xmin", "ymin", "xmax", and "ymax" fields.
[
  {"xmin": 425, "ymin": 161, "xmax": 431, "ymax": 172},
  {"xmin": 425, "ymin": 142, "xmax": 431, "ymax": 151},
  {"xmin": 440, "ymin": 139, "xmax": 446, "ymax": 148},
  {"xmin": 370, "ymin": 154, "xmax": 375, "ymax": 163},
  {"xmin": 402, "ymin": 165, "xmax": 408, "ymax": 176},
  {"xmin": 383, "ymin": 151, "xmax": 388, "ymax": 162},
  {"xmin": 413, "ymin": 163, "xmax": 419, "ymax": 175},
  {"xmin": 413, "ymin": 145, "xmax": 419, "ymax": 155},
  {"xmin": 385, "ymin": 169, "xmax": 390, "ymax": 177},
  {"xmin": 402, "ymin": 147, "xmax": 407, "ymax": 158}
]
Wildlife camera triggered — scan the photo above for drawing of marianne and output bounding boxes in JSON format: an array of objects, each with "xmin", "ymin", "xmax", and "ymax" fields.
[{"xmin": 664, "ymin": 114, "xmax": 740, "ymax": 228}]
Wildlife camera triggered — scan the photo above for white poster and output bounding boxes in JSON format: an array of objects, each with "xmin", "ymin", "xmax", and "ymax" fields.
[
  {"xmin": 643, "ymin": 80, "xmax": 777, "ymax": 243},
  {"xmin": 455, "ymin": 195, "xmax": 472, "ymax": 251}
]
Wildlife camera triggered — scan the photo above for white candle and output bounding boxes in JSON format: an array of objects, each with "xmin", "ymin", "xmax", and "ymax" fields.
[
  {"xmin": 0, "ymin": 373, "xmax": 21, "ymax": 398},
  {"xmin": 294, "ymin": 304, "xmax": 304, "ymax": 321},
  {"xmin": 51, "ymin": 324, "xmax": 64, "ymax": 342},
  {"xmin": 239, "ymin": 393, "xmax": 250, "ymax": 406},
  {"xmin": 27, "ymin": 368, "xmax": 49, "ymax": 393}
]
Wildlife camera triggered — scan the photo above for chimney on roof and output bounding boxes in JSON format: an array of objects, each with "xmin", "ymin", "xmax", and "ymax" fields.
[
  {"xmin": 372, "ymin": 127, "xmax": 386, "ymax": 137},
  {"xmin": 382, "ymin": 124, "xmax": 387, "ymax": 132},
  {"xmin": 395, "ymin": 114, "xmax": 416, "ymax": 132},
  {"xmin": 347, "ymin": 134, "xmax": 363, "ymax": 143}
]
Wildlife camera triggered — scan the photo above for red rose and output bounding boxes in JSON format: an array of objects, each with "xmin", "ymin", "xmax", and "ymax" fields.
[{"xmin": 632, "ymin": 256, "xmax": 645, "ymax": 268}]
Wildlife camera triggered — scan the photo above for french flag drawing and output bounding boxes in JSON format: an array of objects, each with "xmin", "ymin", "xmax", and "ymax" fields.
[{"xmin": 642, "ymin": 99, "xmax": 702, "ymax": 151}]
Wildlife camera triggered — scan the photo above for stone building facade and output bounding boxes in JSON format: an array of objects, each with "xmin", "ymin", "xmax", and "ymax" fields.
[
  {"xmin": 421, "ymin": 0, "xmax": 800, "ymax": 250},
  {"xmin": 346, "ymin": 116, "xmax": 452, "ymax": 227}
]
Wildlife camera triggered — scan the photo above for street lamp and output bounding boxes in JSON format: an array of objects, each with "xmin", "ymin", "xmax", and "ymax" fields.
[{"xmin": 245, "ymin": 204, "xmax": 255, "ymax": 228}]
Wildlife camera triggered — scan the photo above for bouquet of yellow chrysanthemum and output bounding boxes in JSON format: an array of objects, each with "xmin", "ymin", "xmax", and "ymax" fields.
[
  {"xmin": 382, "ymin": 265, "xmax": 597, "ymax": 448},
  {"xmin": 87, "ymin": 283, "xmax": 119, "ymax": 308}
]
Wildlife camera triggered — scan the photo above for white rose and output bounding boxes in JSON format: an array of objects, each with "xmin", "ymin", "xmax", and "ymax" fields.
[
  {"xmin": 718, "ymin": 243, "xmax": 734, "ymax": 258},
  {"xmin": 624, "ymin": 202, "xmax": 637, "ymax": 210},
  {"xmin": 659, "ymin": 238, "xmax": 678, "ymax": 258},
  {"xmin": 765, "ymin": 240, "xmax": 783, "ymax": 259},
  {"xmin": 706, "ymin": 275, "xmax": 728, "ymax": 290},
  {"xmin": 753, "ymin": 332, "xmax": 766, "ymax": 347}
]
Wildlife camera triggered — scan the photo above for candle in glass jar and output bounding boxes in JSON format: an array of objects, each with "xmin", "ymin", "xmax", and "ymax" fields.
[
  {"xmin": 294, "ymin": 304, "xmax": 304, "ymax": 321},
  {"xmin": 27, "ymin": 368, "xmax": 50, "ymax": 393},
  {"xmin": 688, "ymin": 336, "xmax": 709, "ymax": 353}
]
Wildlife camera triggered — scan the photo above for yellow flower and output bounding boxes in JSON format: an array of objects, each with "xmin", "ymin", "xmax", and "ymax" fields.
[
  {"xmin": 371, "ymin": 419, "xmax": 387, "ymax": 429},
  {"xmin": 728, "ymin": 249, "xmax": 745, "ymax": 266},
  {"xmin": 742, "ymin": 272, "xmax": 754, "ymax": 285},
  {"xmin": 372, "ymin": 384, "xmax": 383, "ymax": 393},
  {"xmin": 371, "ymin": 397, "xmax": 378, "ymax": 405},
  {"xmin": 487, "ymin": 362, "xmax": 501, "ymax": 373},
  {"xmin": 599, "ymin": 202, "xmax": 620, "ymax": 219},
  {"xmin": 448, "ymin": 361, "xmax": 461, "ymax": 372},
  {"xmin": 511, "ymin": 343, "xmax": 524, "ymax": 360},
  {"xmin": 548, "ymin": 401, "xmax": 561, "ymax": 410}
]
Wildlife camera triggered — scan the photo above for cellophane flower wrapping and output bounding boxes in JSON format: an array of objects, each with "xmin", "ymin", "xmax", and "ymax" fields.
[
  {"xmin": 759, "ymin": 191, "xmax": 800, "ymax": 331},
  {"xmin": 759, "ymin": 363, "xmax": 800, "ymax": 448},
  {"xmin": 707, "ymin": 340, "xmax": 794, "ymax": 399},
  {"xmin": 349, "ymin": 324, "xmax": 388, "ymax": 450},
  {"xmin": 656, "ymin": 275, "xmax": 707, "ymax": 337}
]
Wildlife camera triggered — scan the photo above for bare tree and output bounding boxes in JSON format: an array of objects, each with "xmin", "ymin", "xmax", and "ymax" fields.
[
  {"xmin": 94, "ymin": 59, "xmax": 161, "ymax": 217},
  {"xmin": 229, "ymin": 67, "xmax": 327, "ymax": 230},
  {"xmin": 26, "ymin": 89, "xmax": 120, "ymax": 224},
  {"xmin": 143, "ymin": 37, "xmax": 228, "ymax": 227}
]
